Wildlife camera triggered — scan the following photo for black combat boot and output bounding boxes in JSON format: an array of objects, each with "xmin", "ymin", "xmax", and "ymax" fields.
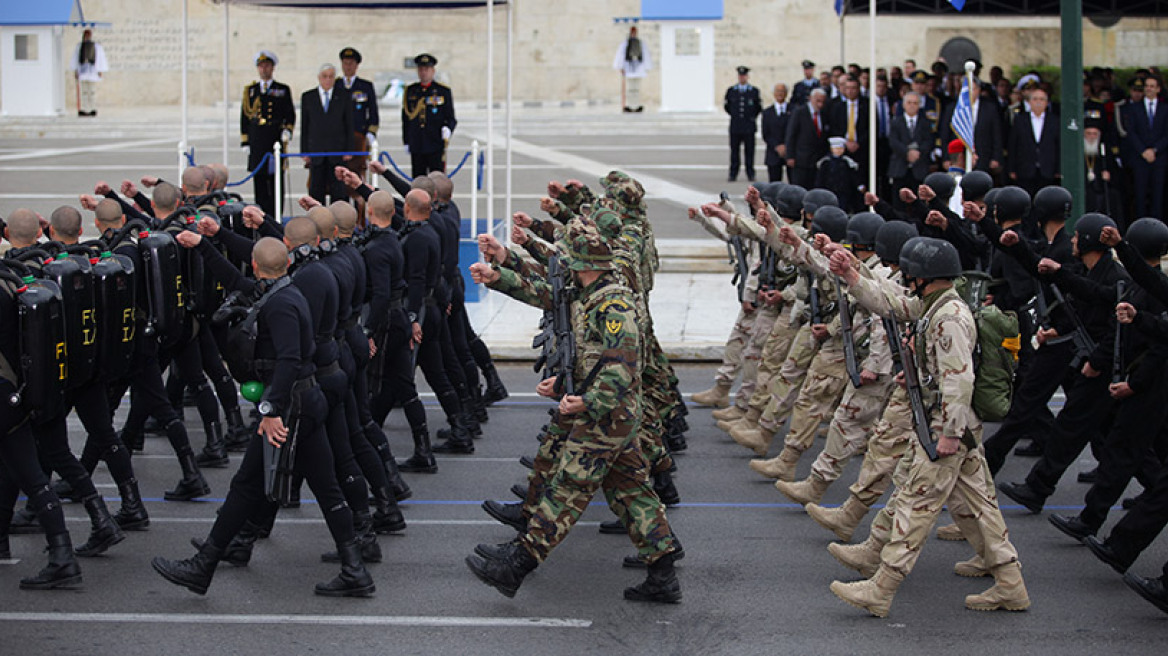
[
  {"xmin": 473, "ymin": 385, "xmax": 490, "ymax": 424},
  {"xmin": 1049, "ymin": 513, "xmax": 1097, "ymax": 542},
  {"xmin": 398, "ymin": 425, "xmax": 438, "ymax": 473},
  {"xmin": 510, "ymin": 483, "xmax": 528, "ymax": 500},
  {"xmin": 519, "ymin": 455, "xmax": 535, "ymax": 470},
  {"xmin": 653, "ymin": 471, "xmax": 681, "ymax": 507},
  {"xmin": 599, "ymin": 519, "xmax": 625, "ymax": 535},
  {"xmin": 152, "ymin": 537, "xmax": 223, "ymax": 595},
  {"xmin": 665, "ymin": 417, "xmax": 689, "ymax": 452},
  {"xmin": 20, "ymin": 532, "xmax": 83, "ymax": 590},
  {"xmin": 0, "ymin": 508, "xmax": 11, "ymax": 560},
  {"xmin": 373, "ymin": 429, "xmax": 412, "ymax": 500},
  {"xmin": 370, "ymin": 486, "xmax": 406, "ymax": 534},
  {"xmin": 112, "ymin": 478, "xmax": 150, "ymax": 530},
  {"xmin": 432, "ymin": 415, "xmax": 475, "ymax": 454},
  {"xmin": 465, "ymin": 541, "xmax": 538, "ymax": 598},
  {"xmin": 623, "ymin": 551, "xmax": 682, "ymax": 603},
  {"xmin": 8, "ymin": 504, "xmax": 42, "ymax": 535},
  {"xmin": 314, "ymin": 540, "xmax": 376, "ymax": 597},
  {"xmin": 74, "ymin": 494, "xmax": 126, "ymax": 557},
  {"xmin": 224, "ymin": 406, "xmax": 252, "ymax": 451},
  {"xmin": 474, "ymin": 537, "xmax": 521, "ymax": 561},
  {"xmin": 481, "ymin": 500, "xmax": 527, "ymax": 532},
  {"xmin": 481, "ymin": 362, "xmax": 509, "ymax": 405},
  {"xmin": 623, "ymin": 537, "xmax": 685, "ymax": 569},
  {"xmin": 164, "ymin": 450, "xmax": 211, "ymax": 502},
  {"xmin": 192, "ymin": 520, "xmax": 263, "ymax": 566},
  {"xmin": 998, "ymin": 481, "xmax": 1046, "ymax": 514},
  {"xmin": 323, "ymin": 510, "xmax": 382, "ymax": 564},
  {"xmin": 195, "ymin": 421, "xmax": 230, "ymax": 468}
]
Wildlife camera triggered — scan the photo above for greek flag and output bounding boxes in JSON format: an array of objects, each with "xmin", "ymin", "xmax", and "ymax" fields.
[
  {"xmin": 949, "ymin": 0, "xmax": 967, "ymax": 9},
  {"xmin": 834, "ymin": 0, "xmax": 844, "ymax": 15},
  {"xmin": 951, "ymin": 77, "xmax": 976, "ymax": 154}
]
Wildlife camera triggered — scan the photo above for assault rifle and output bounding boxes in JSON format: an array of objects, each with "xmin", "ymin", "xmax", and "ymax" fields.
[
  {"xmin": 837, "ymin": 275, "xmax": 862, "ymax": 388},
  {"xmin": 895, "ymin": 321, "xmax": 939, "ymax": 461},
  {"xmin": 532, "ymin": 255, "xmax": 576, "ymax": 396},
  {"xmin": 1113, "ymin": 280, "xmax": 1126, "ymax": 385},
  {"xmin": 1048, "ymin": 285, "xmax": 1097, "ymax": 368},
  {"xmin": 808, "ymin": 272, "xmax": 822, "ymax": 324}
]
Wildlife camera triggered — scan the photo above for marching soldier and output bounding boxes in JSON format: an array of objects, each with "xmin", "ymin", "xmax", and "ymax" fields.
[
  {"xmin": 402, "ymin": 53, "xmax": 456, "ymax": 178},
  {"xmin": 725, "ymin": 66, "xmax": 762, "ymax": 182},
  {"xmin": 338, "ymin": 47, "xmax": 380, "ymax": 182},
  {"xmin": 240, "ymin": 51, "xmax": 295, "ymax": 217}
]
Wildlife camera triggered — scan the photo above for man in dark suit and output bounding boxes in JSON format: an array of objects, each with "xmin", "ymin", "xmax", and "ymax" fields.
[
  {"xmin": 240, "ymin": 50, "xmax": 295, "ymax": 216},
  {"xmin": 761, "ymin": 83, "xmax": 791, "ymax": 182},
  {"xmin": 785, "ymin": 88, "xmax": 829, "ymax": 188},
  {"xmin": 725, "ymin": 65, "xmax": 762, "ymax": 182},
  {"xmin": 938, "ymin": 83, "xmax": 1004, "ymax": 175},
  {"xmin": 887, "ymin": 91, "xmax": 934, "ymax": 201},
  {"xmin": 402, "ymin": 53, "xmax": 457, "ymax": 177},
  {"xmin": 790, "ymin": 60, "xmax": 819, "ymax": 108},
  {"xmin": 828, "ymin": 76, "xmax": 869, "ymax": 182},
  {"xmin": 872, "ymin": 75, "xmax": 893, "ymax": 198},
  {"xmin": 338, "ymin": 47, "xmax": 380, "ymax": 182},
  {"xmin": 1124, "ymin": 75, "xmax": 1168, "ymax": 220},
  {"xmin": 1007, "ymin": 86, "xmax": 1060, "ymax": 197},
  {"xmin": 301, "ymin": 63, "xmax": 353, "ymax": 205}
]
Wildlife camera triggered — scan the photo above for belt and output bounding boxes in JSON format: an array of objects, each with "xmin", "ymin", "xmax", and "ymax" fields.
[
  {"xmin": 315, "ymin": 335, "xmax": 337, "ymax": 348},
  {"xmin": 291, "ymin": 375, "xmax": 317, "ymax": 394},
  {"xmin": 315, "ymin": 361, "xmax": 341, "ymax": 378}
]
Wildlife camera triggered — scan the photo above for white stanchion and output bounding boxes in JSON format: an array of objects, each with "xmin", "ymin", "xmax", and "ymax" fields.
[
  {"xmin": 177, "ymin": 141, "xmax": 186, "ymax": 184},
  {"xmin": 273, "ymin": 141, "xmax": 282, "ymax": 223},
  {"xmin": 471, "ymin": 139, "xmax": 480, "ymax": 246},
  {"xmin": 367, "ymin": 137, "xmax": 378, "ymax": 187}
]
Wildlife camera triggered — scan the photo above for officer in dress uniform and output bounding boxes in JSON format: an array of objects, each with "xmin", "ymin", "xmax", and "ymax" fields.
[
  {"xmin": 240, "ymin": 51, "xmax": 296, "ymax": 217},
  {"xmin": 339, "ymin": 47, "xmax": 380, "ymax": 182},
  {"xmin": 791, "ymin": 60, "xmax": 820, "ymax": 108},
  {"xmin": 725, "ymin": 65, "xmax": 762, "ymax": 182},
  {"xmin": 401, "ymin": 53, "xmax": 457, "ymax": 178}
]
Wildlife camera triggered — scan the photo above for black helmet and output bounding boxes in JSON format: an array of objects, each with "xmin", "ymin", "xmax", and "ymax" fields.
[
  {"xmin": 983, "ymin": 188, "xmax": 1001, "ymax": 220},
  {"xmin": 760, "ymin": 182, "xmax": 786, "ymax": 210},
  {"xmin": 994, "ymin": 186, "xmax": 1031, "ymax": 224},
  {"xmin": 959, "ymin": 170, "xmax": 993, "ymax": 203},
  {"xmin": 875, "ymin": 221, "xmax": 919, "ymax": 264},
  {"xmin": 1075, "ymin": 212, "xmax": 1118, "ymax": 254},
  {"xmin": 899, "ymin": 236, "xmax": 962, "ymax": 280},
  {"xmin": 846, "ymin": 212, "xmax": 885, "ymax": 251},
  {"xmin": 802, "ymin": 188, "xmax": 840, "ymax": 217},
  {"xmin": 923, "ymin": 172, "xmax": 956, "ymax": 201},
  {"xmin": 810, "ymin": 206, "xmax": 849, "ymax": 242},
  {"xmin": 775, "ymin": 185, "xmax": 807, "ymax": 220},
  {"xmin": 1127, "ymin": 217, "xmax": 1168, "ymax": 260},
  {"xmin": 1032, "ymin": 186, "xmax": 1073, "ymax": 224}
]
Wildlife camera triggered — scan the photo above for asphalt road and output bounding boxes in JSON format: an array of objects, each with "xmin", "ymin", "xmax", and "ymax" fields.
[{"xmin": 1, "ymin": 363, "xmax": 1165, "ymax": 656}]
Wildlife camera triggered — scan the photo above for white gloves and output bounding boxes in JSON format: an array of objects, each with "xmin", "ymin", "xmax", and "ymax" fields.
[
  {"xmin": 441, "ymin": 126, "xmax": 452, "ymax": 141},
  {"xmin": 281, "ymin": 129, "xmax": 291, "ymax": 143},
  {"xmin": 365, "ymin": 132, "xmax": 376, "ymax": 145},
  {"xmin": 404, "ymin": 145, "xmax": 411, "ymax": 155},
  {"xmin": 241, "ymin": 145, "xmax": 250, "ymax": 156}
]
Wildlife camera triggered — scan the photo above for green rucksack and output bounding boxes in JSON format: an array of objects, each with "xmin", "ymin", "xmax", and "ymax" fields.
[{"xmin": 970, "ymin": 303, "xmax": 1020, "ymax": 422}]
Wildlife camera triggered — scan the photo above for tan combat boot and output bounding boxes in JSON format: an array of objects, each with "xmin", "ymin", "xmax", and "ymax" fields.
[
  {"xmin": 711, "ymin": 405, "xmax": 746, "ymax": 422},
  {"xmin": 729, "ymin": 419, "xmax": 764, "ymax": 448},
  {"xmin": 935, "ymin": 523, "xmax": 966, "ymax": 541},
  {"xmin": 767, "ymin": 445, "xmax": 803, "ymax": 481},
  {"xmin": 827, "ymin": 534, "xmax": 883, "ymax": 578},
  {"xmin": 691, "ymin": 381, "xmax": 731, "ymax": 408},
  {"xmin": 719, "ymin": 407, "xmax": 760, "ymax": 433},
  {"xmin": 954, "ymin": 555, "xmax": 990, "ymax": 578},
  {"xmin": 774, "ymin": 474, "xmax": 830, "ymax": 506},
  {"xmin": 965, "ymin": 562, "xmax": 1030, "ymax": 612},
  {"xmin": 806, "ymin": 495, "xmax": 869, "ymax": 542},
  {"xmin": 830, "ymin": 566, "xmax": 904, "ymax": 618},
  {"xmin": 739, "ymin": 425, "xmax": 774, "ymax": 457}
]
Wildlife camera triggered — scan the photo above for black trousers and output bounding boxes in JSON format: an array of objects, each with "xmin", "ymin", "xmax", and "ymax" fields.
[
  {"xmin": 1132, "ymin": 158, "xmax": 1168, "ymax": 220},
  {"xmin": 0, "ymin": 380, "xmax": 67, "ymax": 537},
  {"xmin": 30, "ymin": 410, "xmax": 99, "ymax": 501},
  {"xmin": 766, "ymin": 163, "xmax": 787, "ymax": 183},
  {"xmin": 72, "ymin": 382, "xmax": 135, "ymax": 485},
  {"xmin": 308, "ymin": 158, "xmax": 349, "ymax": 206},
  {"xmin": 209, "ymin": 385, "xmax": 353, "ymax": 548},
  {"xmin": 253, "ymin": 170, "xmax": 276, "ymax": 218},
  {"xmin": 729, "ymin": 132, "xmax": 756, "ymax": 180},
  {"xmin": 1106, "ymin": 448, "xmax": 1168, "ymax": 570},
  {"xmin": 410, "ymin": 150, "xmax": 445, "ymax": 179},
  {"xmin": 1080, "ymin": 369, "xmax": 1168, "ymax": 529},
  {"xmin": 369, "ymin": 313, "xmax": 423, "ymax": 426},
  {"xmin": 317, "ymin": 364, "xmax": 369, "ymax": 514},
  {"xmin": 984, "ymin": 340, "xmax": 1076, "ymax": 475},
  {"xmin": 107, "ymin": 340, "xmax": 194, "ymax": 457},
  {"xmin": 1025, "ymin": 372, "xmax": 1115, "ymax": 497},
  {"xmin": 789, "ymin": 165, "xmax": 816, "ymax": 188}
]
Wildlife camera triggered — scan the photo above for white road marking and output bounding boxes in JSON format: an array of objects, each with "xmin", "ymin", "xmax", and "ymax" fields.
[
  {"xmin": 126, "ymin": 455, "xmax": 524, "ymax": 463},
  {"xmin": 0, "ymin": 559, "xmax": 20, "ymax": 566},
  {"xmin": 57, "ymin": 517, "xmax": 603, "ymax": 527},
  {"xmin": 0, "ymin": 612, "xmax": 592, "ymax": 629},
  {"xmin": 0, "ymin": 137, "xmax": 180, "ymax": 162}
]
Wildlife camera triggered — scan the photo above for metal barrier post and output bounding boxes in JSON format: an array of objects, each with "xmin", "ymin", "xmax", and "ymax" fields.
[
  {"xmin": 177, "ymin": 140, "xmax": 186, "ymax": 183},
  {"xmin": 471, "ymin": 139, "xmax": 480, "ymax": 246},
  {"xmin": 367, "ymin": 137, "xmax": 378, "ymax": 187},
  {"xmin": 273, "ymin": 141, "xmax": 282, "ymax": 222}
]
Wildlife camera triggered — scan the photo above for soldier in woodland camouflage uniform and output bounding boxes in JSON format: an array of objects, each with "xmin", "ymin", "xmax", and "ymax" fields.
[
  {"xmin": 826, "ymin": 237, "xmax": 1028, "ymax": 618},
  {"xmin": 465, "ymin": 219, "xmax": 681, "ymax": 603}
]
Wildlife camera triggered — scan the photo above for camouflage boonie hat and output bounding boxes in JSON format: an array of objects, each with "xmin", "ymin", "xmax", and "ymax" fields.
[
  {"xmin": 600, "ymin": 171, "xmax": 645, "ymax": 207},
  {"xmin": 565, "ymin": 218, "xmax": 615, "ymax": 272},
  {"xmin": 589, "ymin": 202, "xmax": 624, "ymax": 239}
]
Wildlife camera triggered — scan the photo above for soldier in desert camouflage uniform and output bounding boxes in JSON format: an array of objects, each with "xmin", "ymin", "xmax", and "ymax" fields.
[{"xmin": 826, "ymin": 236, "xmax": 1029, "ymax": 618}]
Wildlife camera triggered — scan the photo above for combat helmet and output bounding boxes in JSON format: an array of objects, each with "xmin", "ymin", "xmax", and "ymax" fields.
[
  {"xmin": 1127, "ymin": 217, "xmax": 1168, "ymax": 260},
  {"xmin": 845, "ymin": 212, "xmax": 885, "ymax": 251},
  {"xmin": 899, "ymin": 236, "xmax": 962, "ymax": 280}
]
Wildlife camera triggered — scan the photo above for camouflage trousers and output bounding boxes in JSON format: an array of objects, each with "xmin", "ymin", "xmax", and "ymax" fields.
[
  {"xmin": 732, "ymin": 303, "xmax": 781, "ymax": 410},
  {"xmin": 747, "ymin": 305, "xmax": 804, "ymax": 414},
  {"xmin": 641, "ymin": 330, "xmax": 678, "ymax": 474},
  {"xmin": 521, "ymin": 415, "xmax": 677, "ymax": 565},
  {"xmin": 809, "ymin": 374, "xmax": 895, "ymax": 483},
  {"xmin": 522, "ymin": 416, "xmax": 572, "ymax": 518},
  {"xmin": 779, "ymin": 337, "xmax": 849, "ymax": 453},
  {"xmin": 879, "ymin": 438, "xmax": 1020, "ymax": 578},
  {"xmin": 758, "ymin": 323, "xmax": 821, "ymax": 433},
  {"xmin": 714, "ymin": 305, "xmax": 758, "ymax": 385},
  {"xmin": 848, "ymin": 387, "xmax": 914, "ymax": 507}
]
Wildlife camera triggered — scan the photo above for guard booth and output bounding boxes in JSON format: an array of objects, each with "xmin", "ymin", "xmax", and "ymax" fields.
[
  {"xmin": 0, "ymin": 0, "xmax": 103, "ymax": 117},
  {"xmin": 642, "ymin": 0, "xmax": 722, "ymax": 113}
]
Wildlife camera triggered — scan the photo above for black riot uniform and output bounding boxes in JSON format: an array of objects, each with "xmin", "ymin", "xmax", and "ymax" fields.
[
  {"xmin": 240, "ymin": 65, "xmax": 296, "ymax": 216},
  {"xmin": 401, "ymin": 54, "xmax": 456, "ymax": 178},
  {"xmin": 724, "ymin": 67, "xmax": 762, "ymax": 182}
]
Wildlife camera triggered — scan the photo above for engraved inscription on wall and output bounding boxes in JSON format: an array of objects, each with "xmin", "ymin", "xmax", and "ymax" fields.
[{"xmin": 102, "ymin": 19, "xmax": 218, "ymax": 71}]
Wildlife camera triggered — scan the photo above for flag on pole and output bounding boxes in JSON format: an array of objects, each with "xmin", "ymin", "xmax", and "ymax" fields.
[
  {"xmin": 948, "ymin": 0, "xmax": 967, "ymax": 10},
  {"xmin": 834, "ymin": 0, "xmax": 844, "ymax": 15},
  {"xmin": 951, "ymin": 77, "xmax": 976, "ymax": 154}
]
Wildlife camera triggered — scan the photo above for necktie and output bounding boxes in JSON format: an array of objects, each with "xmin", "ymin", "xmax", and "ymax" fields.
[
  {"xmin": 261, "ymin": 82, "xmax": 268, "ymax": 94},
  {"xmin": 847, "ymin": 102, "xmax": 856, "ymax": 141},
  {"xmin": 813, "ymin": 111, "xmax": 821, "ymax": 137},
  {"xmin": 879, "ymin": 99, "xmax": 888, "ymax": 136},
  {"xmin": 323, "ymin": 91, "xmax": 330, "ymax": 112},
  {"xmin": 1151, "ymin": 100, "xmax": 1157, "ymax": 124},
  {"xmin": 908, "ymin": 116, "xmax": 915, "ymax": 132}
]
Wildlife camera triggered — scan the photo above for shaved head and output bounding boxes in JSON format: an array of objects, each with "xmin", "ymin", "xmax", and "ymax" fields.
[
  {"xmin": 366, "ymin": 191, "xmax": 395, "ymax": 226},
  {"xmin": 181, "ymin": 167, "xmax": 208, "ymax": 195},
  {"xmin": 283, "ymin": 216, "xmax": 319, "ymax": 248},
  {"xmin": 5, "ymin": 209, "xmax": 41, "ymax": 247},
  {"xmin": 427, "ymin": 171, "xmax": 454, "ymax": 202},
  {"xmin": 404, "ymin": 189, "xmax": 432, "ymax": 222},
  {"xmin": 252, "ymin": 237, "xmax": 289, "ymax": 278},
  {"xmin": 410, "ymin": 175, "xmax": 436, "ymax": 197},
  {"xmin": 49, "ymin": 206, "xmax": 83, "ymax": 242},
  {"xmin": 306, "ymin": 206, "xmax": 337, "ymax": 239},
  {"xmin": 95, "ymin": 198, "xmax": 124, "ymax": 228},
  {"xmin": 153, "ymin": 182, "xmax": 181, "ymax": 215},
  {"xmin": 329, "ymin": 201, "xmax": 358, "ymax": 236},
  {"xmin": 208, "ymin": 163, "xmax": 229, "ymax": 190}
]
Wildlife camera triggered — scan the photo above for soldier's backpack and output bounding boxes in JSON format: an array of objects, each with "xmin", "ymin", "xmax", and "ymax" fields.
[
  {"xmin": 90, "ymin": 248, "xmax": 137, "ymax": 381},
  {"xmin": 41, "ymin": 251, "xmax": 98, "ymax": 390},
  {"xmin": 0, "ymin": 264, "xmax": 68, "ymax": 417},
  {"xmin": 970, "ymin": 303, "xmax": 1020, "ymax": 422}
]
